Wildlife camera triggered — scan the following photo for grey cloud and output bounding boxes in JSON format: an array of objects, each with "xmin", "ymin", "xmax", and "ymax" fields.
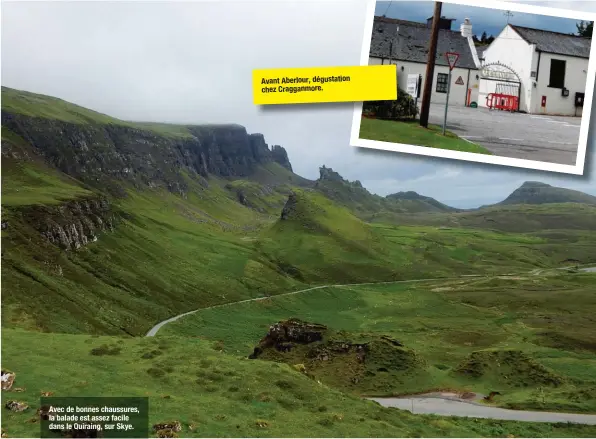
[{"xmin": 1, "ymin": 0, "xmax": 595, "ymax": 207}]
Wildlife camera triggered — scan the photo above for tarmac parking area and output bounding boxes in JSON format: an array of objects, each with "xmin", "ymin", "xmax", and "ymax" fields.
[{"xmin": 427, "ymin": 103, "xmax": 582, "ymax": 165}]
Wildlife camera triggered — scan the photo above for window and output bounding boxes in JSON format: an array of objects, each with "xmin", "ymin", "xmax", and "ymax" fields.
[
  {"xmin": 436, "ymin": 73, "xmax": 448, "ymax": 93},
  {"xmin": 548, "ymin": 59, "xmax": 566, "ymax": 88}
]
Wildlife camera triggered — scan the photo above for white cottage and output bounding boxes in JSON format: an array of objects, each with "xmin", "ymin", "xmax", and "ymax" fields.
[
  {"xmin": 368, "ymin": 16, "xmax": 482, "ymax": 106},
  {"xmin": 479, "ymin": 24, "xmax": 591, "ymax": 116}
]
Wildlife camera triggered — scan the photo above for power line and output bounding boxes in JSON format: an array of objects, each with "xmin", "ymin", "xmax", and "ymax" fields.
[{"xmin": 383, "ymin": 0, "xmax": 393, "ymax": 17}]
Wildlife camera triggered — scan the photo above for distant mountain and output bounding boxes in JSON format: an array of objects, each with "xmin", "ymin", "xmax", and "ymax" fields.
[
  {"xmin": 313, "ymin": 166, "xmax": 458, "ymax": 216},
  {"xmin": 493, "ymin": 181, "xmax": 596, "ymax": 206},
  {"xmin": 386, "ymin": 191, "xmax": 460, "ymax": 213}
]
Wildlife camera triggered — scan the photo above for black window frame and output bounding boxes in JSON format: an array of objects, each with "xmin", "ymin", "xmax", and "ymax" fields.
[
  {"xmin": 548, "ymin": 59, "xmax": 566, "ymax": 89},
  {"xmin": 436, "ymin": 73, "xmax": 449, "ymax": 93}
]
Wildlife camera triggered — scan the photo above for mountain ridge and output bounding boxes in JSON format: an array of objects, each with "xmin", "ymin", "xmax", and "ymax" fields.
[
  {"xmin": 3, "ymin": 87, "xmax": 596, "ymax": 211},
  {"xmin": 480, "ymin": 181, "xmax": 596, "ymax": 208}
]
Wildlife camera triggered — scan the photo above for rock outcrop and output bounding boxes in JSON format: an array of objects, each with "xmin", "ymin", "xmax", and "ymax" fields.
[
  {"xmin": 249, "ymin": 318, "xmax": 327, "ymax": 358},
  {"xmin": 318, "ymin": 165, "xmax": 361, "ymax": 187},
  {"xmin": 1, "ymin": 371, "xmax": 15, "ymax": 391},
  {"xmin": 271, "ymin": 145, "xmax": 293, "ymax": 171},
  {"xmin": 280, "ymin": 192, "xmax": 298, "ymax": 220},
  {"xmin": 247, "ymin": 320, "xmax": 425, "ymax": 393},
  {"xmin": 19, "ymin": 196, "xmax": 117, "ymax": 250}
]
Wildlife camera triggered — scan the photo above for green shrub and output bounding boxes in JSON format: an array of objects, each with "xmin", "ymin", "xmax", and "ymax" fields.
[{"xmin": 362, "ymin": 88, "xmax": 418, "ymax": 120}]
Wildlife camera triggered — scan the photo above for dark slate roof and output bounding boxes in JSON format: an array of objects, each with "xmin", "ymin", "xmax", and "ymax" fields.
[
  {"xmin": 369, "ymin": 16, "xmax": 479, "ymax": 69},
  {"xmin": 510, "ymin": 24, "xmax": 592, "ymax": 59}
]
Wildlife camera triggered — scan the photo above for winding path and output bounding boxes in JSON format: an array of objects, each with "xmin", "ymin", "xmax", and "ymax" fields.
[
  {"xmin": 146, "ymin": 267, "xmax": 596, "ymax": 337},
  {"xmin": 145, "ymin": 275, "xmax": 484, "ymax": 336}
]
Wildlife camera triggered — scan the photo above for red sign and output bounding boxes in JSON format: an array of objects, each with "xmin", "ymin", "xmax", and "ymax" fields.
[
  {"xmin": 455, "ymin": 76, "xmax": 464, "ymax": 85},
  {"xmin": 445, "ymin": 52, "xmax": 460, "ymax": 70},
  {"xmin": 541, "ymin": 96, "xmax": 547, "ymax": 107}
]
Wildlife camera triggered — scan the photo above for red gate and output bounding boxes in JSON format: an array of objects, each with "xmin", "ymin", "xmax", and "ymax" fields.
[{"xmin": 486, "ymin": 93, "xmax": 519, "ymax": 112}]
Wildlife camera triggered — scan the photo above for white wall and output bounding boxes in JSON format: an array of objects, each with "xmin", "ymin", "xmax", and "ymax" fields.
[
  {"xmin": 369, "ymin": 57, "xmax": 479, "ymax": 106},
  {"xmin": 478, "ymin": 25, "xmax": 535, "ymax": 112},
  {"xmin": 533, "ymin": 52, "xmax": 588, "ymax": 116}
]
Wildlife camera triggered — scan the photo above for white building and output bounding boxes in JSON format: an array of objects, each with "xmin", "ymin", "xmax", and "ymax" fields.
[
  {"xmin": 369, "ymin": 16, "xmax": 482, "ymax": 107},
  {"xmin": 479, "ymin": 24, "xmax": 591, "ymax": 116}
]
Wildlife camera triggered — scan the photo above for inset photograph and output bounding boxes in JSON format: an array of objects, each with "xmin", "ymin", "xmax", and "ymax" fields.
[{"xmin": 351, "ymin": 0, "xmax": 596, "ymax": 174}]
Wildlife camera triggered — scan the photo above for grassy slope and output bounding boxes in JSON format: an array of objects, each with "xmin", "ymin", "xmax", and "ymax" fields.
[
  {"xmin": 358, "ymin": 117, "xmax": 492, "ymax": 155},
  {"xmin": 1, "ymin": 170, "xmax": 307, "ymax": 335},
  {"xmin": 365, "ymin": 203, "xmax": 596, "ymax": 235},
  {"xmin": 162, "ymin": 272, "xmax": 596, "ymax": 414},
  {"xmin": 2, "ymin": 329, "xmax": 596, "ymax": 438},
  {"xmin": 256, "ymin": 190, "xmax": 596, "ymax": 284}
]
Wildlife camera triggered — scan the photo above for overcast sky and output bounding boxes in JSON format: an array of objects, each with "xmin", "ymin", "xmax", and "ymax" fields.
[
  {"xmin": 377, "ymin": 1, "xmax": 584, "ymax": 37},
  {"xmin": 2, "ymin": 0, "xmax": 596, "ymax": 208}
]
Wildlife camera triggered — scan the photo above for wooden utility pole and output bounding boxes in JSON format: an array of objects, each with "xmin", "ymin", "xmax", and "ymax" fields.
[{"xmin": 419, "ymin": 1, "xmax": 442, "ymax": 128}]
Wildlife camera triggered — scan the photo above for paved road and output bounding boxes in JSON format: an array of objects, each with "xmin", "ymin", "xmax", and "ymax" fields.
[
  {"xmin": 427, "ymin": 103, "xmax": 581, "ymax": 165},
  {"xmin": 370, "ymin": 397, "xmax": 596, "ymax": 425},
  {"xmin": 145, "ymin": 275, "xmax": 484, "ymax": 336},
  {"xmin": 146, "ymin": 267, "xmax": 595, "ymax": 336}
]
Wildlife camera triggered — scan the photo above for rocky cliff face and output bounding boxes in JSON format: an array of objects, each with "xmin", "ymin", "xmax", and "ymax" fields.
[
  {"xmin": 19, "ymin": 196, "xmax": 117, "ymax": 250},
  {"xmin": 318, "ymin": 165, "xmax": 362, "ymax": 188},
  {"xmin": 271, "ymin": 145, "xmax": 292, "ymax": 171},
  {"xmin": 1, "ymin": 112, "xmax": 294, "ymax": 196}
]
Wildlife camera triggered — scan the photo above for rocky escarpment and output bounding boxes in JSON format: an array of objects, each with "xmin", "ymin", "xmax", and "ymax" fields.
[
  {"xmin": 317, "ymin": 165, "xmax": 363, "ymax": 188},
  {"xmin": 1, "ymin": 111, "xmax": 294, "ymax": 197},
  {"xmin": 18, "ymin": 196, "xmax": 118, "ymax": 250},
  {"xmin": 271, "ymin": 145, "xmax": 293, "ymax": 171}
]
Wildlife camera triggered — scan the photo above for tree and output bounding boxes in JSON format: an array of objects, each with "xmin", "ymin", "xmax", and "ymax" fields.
[
  {"xmin": 577, "ymin": 20, "xmax": 593, "ymax": 37},
  {"xmin": 481, "ymin": 31, "xmax": 488, "ymax": 43}
]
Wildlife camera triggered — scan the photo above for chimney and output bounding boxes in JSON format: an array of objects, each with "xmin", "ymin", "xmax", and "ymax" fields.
[{"xmin": 427, "ymin": 16, "xmax": 455, "ymax": 30}]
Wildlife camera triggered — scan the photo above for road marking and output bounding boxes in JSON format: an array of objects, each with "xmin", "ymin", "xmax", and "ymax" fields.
[{"xmin": 545, "ymin": 140, "xmax": 577, "ymax": 145}]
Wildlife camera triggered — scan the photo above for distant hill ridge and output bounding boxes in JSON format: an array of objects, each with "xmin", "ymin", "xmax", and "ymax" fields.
[
  {"xmin": 2, "ymin": 86, "xmax": 596, "ymax": 212},
  {"xmin": 386, "ymin": 190, "xmax": 460, "ymax": 212},
  {"xmin": 493, "ymin": 181, "xmax": 596, "ymax": 207}
]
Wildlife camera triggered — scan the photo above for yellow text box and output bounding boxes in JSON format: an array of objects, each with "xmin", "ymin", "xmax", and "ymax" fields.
[{"xmin": 253, "ymin": 65, "xmax": 397, "ymax": 105}]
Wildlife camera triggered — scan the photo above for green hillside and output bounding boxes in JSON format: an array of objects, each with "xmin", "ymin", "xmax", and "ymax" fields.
[
  {"xmin": 161, "ymin": 272, "xmax": 596, "ymax": 415},
  {"xmin": 3, "ymin": 329, "xmax": 596, "ymax": 438},
  {"xmin": 2, "ymin": 86, "xmax": 596, "ymax": 437}
]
